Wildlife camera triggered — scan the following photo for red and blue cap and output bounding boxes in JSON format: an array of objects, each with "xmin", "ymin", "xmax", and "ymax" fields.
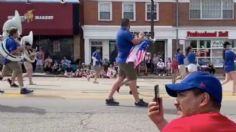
[{"xmin": 165, "ymin": 71, "xmax": 222, "ymax": 104}]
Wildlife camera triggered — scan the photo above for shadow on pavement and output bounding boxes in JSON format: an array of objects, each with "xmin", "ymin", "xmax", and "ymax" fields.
[{"xmin": 0, "ymin": 105, "xmax": 46, "ymax": 115}]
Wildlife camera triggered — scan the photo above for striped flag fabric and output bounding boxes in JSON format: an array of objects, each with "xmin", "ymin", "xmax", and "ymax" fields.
[{"xmin": 126, "ymin": 39, "xmax": 151, "ymax": 67}]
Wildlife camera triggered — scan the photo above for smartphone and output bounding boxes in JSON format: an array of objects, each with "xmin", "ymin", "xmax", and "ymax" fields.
[{"xmin": 154, "ymin": 85, "xmax": 160, "ymax": 103}]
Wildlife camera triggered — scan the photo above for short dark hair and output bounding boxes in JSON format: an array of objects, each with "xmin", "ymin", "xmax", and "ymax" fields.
[
  {"xmin": 9, "ymin": 28, "xmax": 18, "ymax": 36},
  {"xmin": 121, "ymin": 18, "xmax": 130, "ymax": 27},
  {"xmin": 191, "ymin": 88, "xmax": 221, "ymax": 110},
  {"xmin": 223, "ymin": 41, "xmax": 231, "ymax": 49},
  {"xmin": 185, "ymin": 46, "xmax": 192, "ymax": 56},
  {"xmin": 177, "ymin": 48, "xmax": 181, "ymax": 53}
]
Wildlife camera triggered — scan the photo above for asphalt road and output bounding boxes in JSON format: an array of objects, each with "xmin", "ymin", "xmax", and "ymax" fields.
[{"xmin": 0, "ymin": 77, "xmax": 235, "ymax": 132}]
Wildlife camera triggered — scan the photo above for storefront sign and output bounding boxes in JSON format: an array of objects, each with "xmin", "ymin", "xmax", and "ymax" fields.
[
  {"xmin": 8, "ymin": 9, "xmax": 54, "ymax": 22},
  {"xmin": 0, "ymin": 3, "xmax": 73, "ymax": 35},
  {"xmin": 187, "ymin": 31, "xmax": 228, "ymax": 38}
]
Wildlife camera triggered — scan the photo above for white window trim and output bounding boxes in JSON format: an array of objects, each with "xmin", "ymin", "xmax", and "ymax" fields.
[
  {"xmin": 189, "ymin": 0, "xmax": 234, "ymax": 20},
  {"xmin": 122, "ymin": 2, "xmax": 136, "ymax": 21},
  {"xmin": 98, "ymin": 2, "xmax": 112, "ymax": 21},
  {"xmin": 145, "ymin": 2, "xmax": 159, "ymax": 21}
]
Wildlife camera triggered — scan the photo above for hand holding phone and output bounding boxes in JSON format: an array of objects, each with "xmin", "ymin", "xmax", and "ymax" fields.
[{"xmin": 154, "ymin": 85, "xmax": 161, "ymax": 104}]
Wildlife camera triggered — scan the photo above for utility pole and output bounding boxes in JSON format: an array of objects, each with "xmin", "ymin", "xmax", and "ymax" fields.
[
  {"xmin": 150, "ymin": 0, "xmax": 154, "ymax": 39},
  {"xmin": 176, "ymin": 0, "xmax": 179, "ymax": 48}
]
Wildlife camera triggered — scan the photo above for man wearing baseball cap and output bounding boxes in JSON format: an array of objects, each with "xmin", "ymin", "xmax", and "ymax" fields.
[{"xmin": 148, "ymin": 71, "xmax": 236, "ymax": 132}]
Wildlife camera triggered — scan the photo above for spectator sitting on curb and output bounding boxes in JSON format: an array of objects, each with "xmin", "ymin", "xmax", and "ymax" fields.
[{"xmin": 148, "ymin": 71, "xmax": 236, "ymax": 132}]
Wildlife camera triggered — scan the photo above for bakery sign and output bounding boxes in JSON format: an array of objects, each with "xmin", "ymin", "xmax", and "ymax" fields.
[
  {"xmin": 7, "ymin": 9, "xmax": 54, "ymax": 23},
  {"xmin": 187, "ymin": 31, "xmax": 228, "ymax": 38}
]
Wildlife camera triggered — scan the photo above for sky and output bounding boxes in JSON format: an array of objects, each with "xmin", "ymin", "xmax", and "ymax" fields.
[{"xmin": 0, "ymin": 0, "xmax": 79, "ymax": 3}]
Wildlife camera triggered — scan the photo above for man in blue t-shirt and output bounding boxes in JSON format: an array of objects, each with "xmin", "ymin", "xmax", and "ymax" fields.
[
  {"xmin": 175, "ymin": 48, "xmax": 186, "ymax": 82},
  {"xmin": 106, "ymin": 18, "xmax": 148, "ymax": 107},
  {"xmin": 1, "ymin": 28, "xmax": 33, "ymax": 94}
]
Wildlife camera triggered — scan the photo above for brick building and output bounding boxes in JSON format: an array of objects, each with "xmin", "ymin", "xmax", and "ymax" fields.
[
  {"xmin": 81, "ymin": 0, "xmax": 236, "ymax": 68},
  {"xmin": 0, "ymin": 0, "xmax": 82, "ymax": 61}
]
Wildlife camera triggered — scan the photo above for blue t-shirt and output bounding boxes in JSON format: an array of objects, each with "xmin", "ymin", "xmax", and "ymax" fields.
[
  {"xmin": 176, "ymin": 53, "xmax": 185, "ymax": 65},
  {"xmin": 187, "ymin": 52, "xmax": 196, "ymax": 64},
  {"xmin": 92, "ymin": 51, "xmax": 102, "ymax": 66},
  {"xmin": 224, "ymin": 49, "xmax": 236, "ymax": 72},
  {"xmin": 3, "ymin": 37, "xmax": 17, "ymax": 64},
  {"xmin": 116, "ymin": 27, "xmax": 134, "ymax": 64}
]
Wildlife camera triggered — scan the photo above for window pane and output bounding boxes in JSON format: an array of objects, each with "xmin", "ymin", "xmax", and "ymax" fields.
[
  {"xmin": 190, "ymin": 10, "xmax": 201, "ymax": 19},
  {"xmin": 100, "ymin": 12, "xmax": 110, "ymax": 20},
  {"xmin": 199, "ymin": 40, "xmax": 211, "ymax": 48},
  {"xmin": 190, "ymin": 40, "xmax": 197, "ymax": 48},
  {"xmin": 223, "ymin": 0, "xmax": 233, "ymax": 10},
  {"xmin": 100, "ymin": 3, "xmax": 110, "ymax": 12},
  {"xmin": 223, "ymin": 10, "xmax": 233, "ymax": 18},
  {"xmin": 146, "ymin": 4, "xmax": 157, "ymax": 20},
  {"xmin": 123, "ymin": 3, "xmax": 134, "ymax": 20},
  {"xmin": 202, "ymin": 0, "xmax": 221, "ymax": 19},
  {"xmin": 190, "ymin": 0, "xmax": 200, "ymax": 19},
  {"xmin": 147, "ymin": 4, "xmax": 151, "ymax": 12},
  {"xmin": 124, "ymin": 4, "xmax": 134, "ymax": 12},
  {"xmin": 147, "ymin": 4, "xmax": 157, "ymax": 12},
  {"xmin": 124, "ymin": 12, "xmax": 134, "ymax": 19},
  {"xmin": 147, "ymin": 13, "xmax": 157, "ymax": 20},
  {"xmin": 190, "ymin": 0, "xmax": 200, "ymax": 10},
  {"xmin": 99, "ymin": 2, "xmax": 111, "ymax": 20}
]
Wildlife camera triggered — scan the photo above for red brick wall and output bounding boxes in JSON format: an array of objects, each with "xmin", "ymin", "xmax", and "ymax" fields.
[
  {"xmin": 179, "ymin": 3, "xmax": 236, "ymax": 26},
  {"xmin": 81, "ymin": 0, "xmax": 176, "ymax": 26}
]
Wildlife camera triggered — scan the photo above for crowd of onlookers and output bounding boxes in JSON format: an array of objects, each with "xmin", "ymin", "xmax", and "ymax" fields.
[
  {"xmin": 136, "ymin": 52, "xmax": 216, "ymax": 76},
  {"xmin": 33, "ymin": 49, "xmax": 118, "ymax": 79},
  {"xmin": 29, "ymin": 49, "xmax": 216, "ymax": 78}
]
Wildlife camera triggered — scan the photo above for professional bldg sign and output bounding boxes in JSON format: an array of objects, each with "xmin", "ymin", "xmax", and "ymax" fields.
[
  {"xmin": 187, "ymin": 31, "xmax": 228, "ymax": 38},
  {"xmin": 0, "ymin": 3, "xmax": 73, "ymax": 35}
]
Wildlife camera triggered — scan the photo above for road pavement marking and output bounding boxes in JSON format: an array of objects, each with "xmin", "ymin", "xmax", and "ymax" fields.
[{"xmin": 0, "ymin": 91, "xmax": 236, "ymax": 101}]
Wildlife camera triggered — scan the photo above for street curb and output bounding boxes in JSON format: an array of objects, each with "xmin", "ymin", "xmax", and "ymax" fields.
[{"xmin": 32, "ymin": 73, "xmax": 225, "ymax": 80}]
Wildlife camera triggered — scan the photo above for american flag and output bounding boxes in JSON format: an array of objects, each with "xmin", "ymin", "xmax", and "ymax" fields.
[{"xmin": 126, "ymin": 39, "xmax": 151, "ymax": 67}]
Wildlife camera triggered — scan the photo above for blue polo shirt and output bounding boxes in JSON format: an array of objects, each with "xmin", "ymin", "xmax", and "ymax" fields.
[
  {"xmin": 176, "ymin": 53, "xmax": 185, "ymax": 65},
  {"xmin": 224, "ymin": 49, "xmax": 236, "ymax": 73},
  {"xmin": 116, "ymin": 27, "xmax": 134, "ymax": 64},
  {"xmin": 187, "ymin": 52, "xmax": 197, "ymax": 64},
  {"xmin": 3, "ymin": 37, "xmax": 17, "ymax": 64}
]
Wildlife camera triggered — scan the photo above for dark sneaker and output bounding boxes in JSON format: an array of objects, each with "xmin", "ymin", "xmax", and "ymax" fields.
[
  {"xmin": 20, "ymin": 88, "xmax": 34, "ymax": 94},
  {"xmin": 135, "ymin": 99, "xmax": 148, "ymax": 107},
  {"xmin": 7, "ymin": 78, "xmax": 12, "ymax": 85},
  {"xmin": 7, "ymin": 79, "xmax": 18, "ymax": 88},
  {"xmin": 11, "ymin": 83, "xmax": 19, "ymax": 88},
  {"xmin": 0, "ymin": 90, "xmax": 4, "ymax": 93},
  {"xmin": 106, "ymin": 98, "xmax": 119, "ymax": 106}
]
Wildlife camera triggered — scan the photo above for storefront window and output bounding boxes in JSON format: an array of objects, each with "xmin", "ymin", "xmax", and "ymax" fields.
[
  {"xmin": 35, "ymin": 36, "xmax": 73, "ymax": 60},
  {"xmin": 109, "ymin": 40, "xmax": 117, "ymax": 64},
  {"xmin": 186, "ymin": 39, "xmax": 235, "ymax": 67}
]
